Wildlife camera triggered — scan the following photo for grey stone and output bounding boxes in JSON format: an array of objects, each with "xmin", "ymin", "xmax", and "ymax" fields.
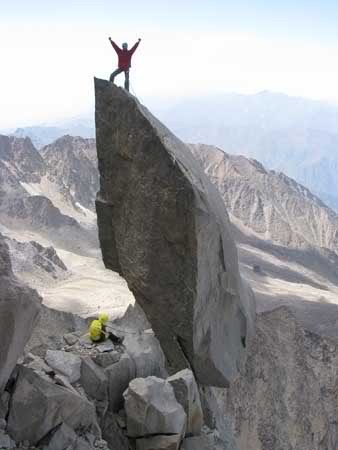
[
  {"xmin": 124, "ymin": 331, "xmax": 166, "ymax": 378},
  {"xmin": 167, "ymin": 369, "xmax": 203, "ymax": 436},
  {"xmin": 54, "ymin": 373, "xmax": 79, "ymax": 395},
  {"xmin": 116, "ymin": 412, "xmax": 126, "ymax": 429},
  {"xmin": 105, "ymin": 353, "xmax": 135, "ymax": 412},
  {"xmin": 94, "ymin": 79, "xmax": 255, "ymax": 387},
  {"xmin": 45, "ymin": 423, "xmax": 77, "ymax": 450},
  {"xmin": 94, "ymin": 351, "xmax": 120, "ymax": 368},
  {"xmin": 96, "ymin": 341, "xmax": 115, "ymax": 353},
  {"xmin": 79, "ymin": 335, "xmax": 94, "ymax": 348},
  {"xmin": 101, "ymin": 412, "xmax": 130, "ymax": 450},
  {"xmin": 74, "ymin": 437, "xmax": 93, "ymax": 450},
  {"xmin": 221, "ymin": 307, "xmax": 338, "ymax": 450},
  {"xmin": 26, "ymin": 305, "xmax": 87, "ymax": 357},
  {"xmin": 123, "ymin": 376, "xmax": 187, "ymax": 438},
  {"xmin": 25, "ymin": 354, "xmax": 54, "ymax": 375},
  {"xmin": 0, "ymin": 392, "xmax": 10, "ymax": 420},
  {"xmin": 81, "ymin": 357, "xmax": 108, "ymax": 401},
  {"xmin": 136, "ymin": 435, "xmax": 181, "ymax": 450},
  {"xmin": 113, "ymin": 303, "xmax": 151, "ymax": 332},
  {"xmin": 63, "ymin": 332, "xmax": 79, "ymax": 346},
  {"xmin": 7, "ymin": 366, "xmax": 100, "ymax": 444},
  {"xmin": 199, "ymin": 388, "xmax": 238, "ymax": 447},
  {"xmin": 23, "ymin": 352, "xmax": 35, "ymax": 364},
  {"xmin": 181, "ymin": 433, "xmax": 229, "ymax": 450},
  {"xmin": 45, "ymin": 350, "xmax": 82, "ymax": 383},
  {"xmin": 94, "ymin": 438, "xmax": 110, "ymax": 450},
  {"xmin": 0, "ymin": 233, "xmax": 42, "ymax": 391},
  {"xmin": 0, "ymin": 431, "xmax": 13, "ymax": 449},
  {"xmin": 83, "ymin": 432, "xmax": 96, "ymax": 447},
  {"xmin": 0, "ymin": 419, "xmax": 6, "ymax": 430}
]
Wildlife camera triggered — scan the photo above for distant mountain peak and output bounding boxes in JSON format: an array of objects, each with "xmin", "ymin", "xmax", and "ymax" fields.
[{"xmin": 190, "ymin": 143, "xmax": 338, "ymax": 253}]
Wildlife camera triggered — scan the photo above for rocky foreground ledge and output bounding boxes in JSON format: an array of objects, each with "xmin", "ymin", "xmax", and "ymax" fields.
[
  {"xmin": 0, "ymin": 232, "xmax": 232, "ymax": 450},
  {"xmin": 94, "ymin": 78, "xmax": 255, "ymax": 388}
]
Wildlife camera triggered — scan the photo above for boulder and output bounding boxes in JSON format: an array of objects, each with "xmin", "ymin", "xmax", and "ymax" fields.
[
  {"xmin": 123, "ymin": 376, "xmax": 186, "ymax": 438},
  {"xmin": 80, "ymin": 356, "xmax": 108, "ymax": 418},
  {"xmin": 44, "ymin": 423, "xmax": 78, "ymax": 450},
  {"xmin": 113, "ymin": 303, "xmax": 152, "ymax": 332},
  {"xmin": 94, "ymin": 79, "xmax": 255, "ymax": 387},
  {"xmin": 181, "ymin": 433, "xmax": 231, "ymax": 450},
  {"xmin": 124, "ymin": 331, "xmax": 166, "ymax": 378},
  {"xmin": 101, "ymin": 412, "xmax": 130, "ymax": 450},
  {"xmin": 25, "ymin": 353, "xmax": 55, "ymax": 375},
  {"xmin": 0, "ymin": 233, "xmax": 41, "ymax": 391},
  {"xmin": 105, "ymin": 353, "xmax": 136, "ymax": 412},
  {"xmin": 0, "ymin": 418, "xmax": 6, "ymax": 430},
  {"xmin": 0, "ymin": 392, "xmax": 10, "ymax": 419},
  {"xmin": 94, "ymin": 351, "xmax": 121, "ymax": 368},
  {"xmin": 73, "ymin": 437, "xmax": 94, "ymax": 450},
  {"xmin": 54, "ymin": 373, "xmax": 79, "ymax": 394},
  {"xmin": 26, "ymin": 305, "xmax": 87, "ymax": 357},
  {"xmin": 0, "ymin": 431, "xmax": 15, "ymax": 449},
  {"xmin": 96, "ymin": 340, "xmax": 115, "ymax": 353},
  {"xmin": 7, "ymin": 367, "xmax": 100, "ymax": 444},
  {"xmin": 45, "ymin": 350, "xmax": 82, "ymax": 383},
  {"xmin": 136, "ymin": 434, "xmax": 181, "ymax": 450},
  {"xmin": 63, "ymin": 332, "xmax": 79, "ymax": 346},
  {"xmin": 167, "ymin": 369, "xmax": 203, "ymax": 436}
]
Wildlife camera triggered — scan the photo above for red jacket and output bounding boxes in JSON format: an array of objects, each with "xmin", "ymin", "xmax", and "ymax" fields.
[{"xmin": 110, "ymin": 40, "xmax": 140, "ymax": 70}]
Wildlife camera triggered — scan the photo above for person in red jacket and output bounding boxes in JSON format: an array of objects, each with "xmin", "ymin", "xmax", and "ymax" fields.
[{"xmin": 109, "ymin": 37, "xmax": 141, "ymax": 92}]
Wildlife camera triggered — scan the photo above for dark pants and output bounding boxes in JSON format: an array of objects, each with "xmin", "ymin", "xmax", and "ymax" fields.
[{"xmin": 110, "ymin": 68, "xmax": 130, "ymax": 91}]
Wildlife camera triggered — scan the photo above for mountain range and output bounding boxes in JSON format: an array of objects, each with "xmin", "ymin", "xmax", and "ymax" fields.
[
  {"xmin": 7, "ymin": 115, "xmax": 95, "ymax": 149},
  {"xmin": 157, "ymin": 91, "xmax": 338, "ymax": 211},
  {"xmin": 0, "ymin": 134, "xmax": 98, "ymax": 255},
  {"xmin": 2, "ymin": 125, "xmax": 338, "ymax": 336},
  {"xmin": 7, "ymin": 91, "xmax": 338, "ymax": 212}
]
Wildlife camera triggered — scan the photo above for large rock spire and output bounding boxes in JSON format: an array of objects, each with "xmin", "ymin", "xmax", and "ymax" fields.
[{"xmin": 94, "ymin": 78, "xmax": 255, "ymax": 387}]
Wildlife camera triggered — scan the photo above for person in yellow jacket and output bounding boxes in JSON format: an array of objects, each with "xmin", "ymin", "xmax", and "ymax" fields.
[
  {"xmin": 89, "ymin": 313, "xmax": 123, "ymax": 344},
  {"xmin": 89, "ymin": 313, "xmax": 109, "ymax": 342}
]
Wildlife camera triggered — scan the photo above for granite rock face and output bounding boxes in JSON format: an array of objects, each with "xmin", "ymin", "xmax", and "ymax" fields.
[
  {"xmin": 221, "ymin": 307, "xmax": 338, "ymax": 450},
  {"xmin": 0, "ymin": 233, "xmax": 41, "ymax": 391},
  {"xmin": 7, "ymin": 366, "xmax": 100, "ymax": 444},
  {"xmin": 123, "ymin": 376, "xmax": 186, "ymax": 438},
  {"xmin": 94, "ymin": 78, "xmax": 255, "ymax": 387},
  {"xmin": 136, "ymin": 434, "xmax": 181, "ymax": 450},
  {"xmin": 45, "ymin": 350, "xmax": 82, "ymax": 383},
  {"xmin": 167, "ymin": 369, "xmax": 203, "ymax": 436}
]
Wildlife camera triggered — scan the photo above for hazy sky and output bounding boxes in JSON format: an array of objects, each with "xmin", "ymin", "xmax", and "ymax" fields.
[{"xmin": 2, "ymin": 0, "xmax": 338, "ymax": 127}]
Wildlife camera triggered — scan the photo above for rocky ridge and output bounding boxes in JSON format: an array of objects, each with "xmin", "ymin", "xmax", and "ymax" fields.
[
  {"xmin": 189, "ymin": 143, "xmax": 338, "ymax": 253},
  {"xmin": 223, "ymin": 307, "xmax": 338, "ymax": 450},
  {"xmin": 0, "ymin": 134, "xmax": 99, "ymax": 255},
  {"xmin": 0, "ymin": 281, "xmax": 226, "ymax": 450},
  {"xmin": 0, "ymin": 233, "xmax": 41, "ymax": 391},
  {"xmin": 41, "ymin": 136, "xmax": 98, "ymax": 211},
  {"xmin": 4, "ymin": 235, "xmax": 67, "ymax": 284}
]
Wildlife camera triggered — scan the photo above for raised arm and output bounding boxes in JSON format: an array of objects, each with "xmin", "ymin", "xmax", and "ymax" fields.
[
  {"xmin": 108, "ymin": 37, "xmax": 121, "ymax": 54},
  {"xmin": 129, "ymin": 38, "xmax": 141, "ymax": 54}
]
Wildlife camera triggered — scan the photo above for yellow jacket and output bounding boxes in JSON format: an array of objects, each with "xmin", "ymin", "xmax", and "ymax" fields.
[{"xmin": 89, "ymin": 319, "xmax": 103, "ymax": 342}]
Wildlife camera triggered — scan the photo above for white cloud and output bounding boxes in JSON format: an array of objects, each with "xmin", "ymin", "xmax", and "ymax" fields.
[{"xmin": 1, "ymin": 22, "xmax": 338, "ymax": 127}]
